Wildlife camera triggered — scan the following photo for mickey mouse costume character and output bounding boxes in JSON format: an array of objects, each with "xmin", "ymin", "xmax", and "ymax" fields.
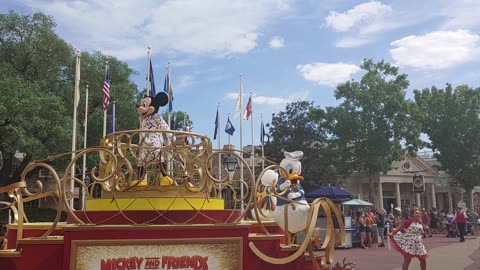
[{"xmin": 136, "ymin": 92, "xmax": 170, "ymax": 181}]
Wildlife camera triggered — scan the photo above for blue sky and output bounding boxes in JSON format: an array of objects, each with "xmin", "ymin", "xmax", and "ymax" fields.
[{"xmin": 3, "ymin": 0, "xmax": 480, "ymax": 151}]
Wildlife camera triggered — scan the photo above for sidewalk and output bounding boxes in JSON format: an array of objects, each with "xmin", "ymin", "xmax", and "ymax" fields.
[
  {"xmin": 392, "ymin": 236, "xmax": 479, "ymax": 270},
  {"xmin": 323, "ymin": 235, "xmax": 480, "ymax": 269}
]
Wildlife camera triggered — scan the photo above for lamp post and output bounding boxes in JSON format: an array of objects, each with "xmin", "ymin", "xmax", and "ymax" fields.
[
  {"xmin": 223, "ymin": 155, "xmax": 238, "ymax": 209},
  {"xmin": 223, "ymin": 155, "xmax": 237, "ymax": 180}
]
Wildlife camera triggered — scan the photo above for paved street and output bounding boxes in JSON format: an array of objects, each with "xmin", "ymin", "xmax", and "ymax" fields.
[{"xmin": 324, "ymin": 235, "xmax": 480, "ymax": 269}]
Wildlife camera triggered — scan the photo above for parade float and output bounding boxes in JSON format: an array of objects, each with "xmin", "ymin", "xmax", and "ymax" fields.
[{"xmin": 0, "ymin": 94, "xmax": 346, "ymax": 270}]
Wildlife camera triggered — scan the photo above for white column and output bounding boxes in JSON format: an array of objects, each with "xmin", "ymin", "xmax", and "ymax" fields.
[
  {"xmin": 416, "ymin": 193, "xmax": 421, "ymax": 208},
  {"xmin": 471, "ymin": 190, "xmax": 474, "ymax": 210},
  {"xmin": 431, "ymin": 183, "xmax": 437, "ymax": 210},
  {"xmin": 425, "ymin": 185, "xmax": 430, "ymax": 210},
  {"xmin": 439, "ymin": 193, "xmax": 445, "ymax": 210},
  {"xmin": 378, "ymin": 182, "xmax": 384, "ymax": 210},
  {"xmin": 359, "ymin": 183, "xmax": 363, "ymax": 200},
  {"xmin": 448, "ymin": 191, "xmax": 453, "ymax": 211},
  {"xmin": 395, "ymin": 183, "xmax": 401, "ymax": 208}
]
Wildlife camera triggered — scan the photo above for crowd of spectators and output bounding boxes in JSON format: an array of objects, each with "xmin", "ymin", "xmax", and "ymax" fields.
[{"xmin": 353, "ymin": 205, "xmax": 479, "ymax": 248}]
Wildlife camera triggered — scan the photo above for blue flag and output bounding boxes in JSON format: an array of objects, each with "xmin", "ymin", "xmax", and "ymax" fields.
[
  {"xmin": 260, "ymin": 120, "xmax": 265, "ymax": 144},
  {"xmin": 213, "ymin": 108, "xmax": 219, "ymax": 140},
  {"xmin": 109, "ymin": 103, "xmax": 115, "ymax": 133},
  {"xmin": 170, "ymin": 113, "xmax": 175, "ymax": 130},
  {"xmin": 163, "ymin": 72, "xmax": 173, "ymax": 112},
  {"xmin": 149, "ymin": 60, "xmax": 156, "ymax": 96},
  {"xmin": 225, "ymin": 117, "xmax": 235, "ymax": 136}
]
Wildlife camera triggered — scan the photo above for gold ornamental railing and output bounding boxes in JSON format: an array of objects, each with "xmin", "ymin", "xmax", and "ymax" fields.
[{"xmin": 0, "ymin": 130, "xmax": 344, "ymax": 269}]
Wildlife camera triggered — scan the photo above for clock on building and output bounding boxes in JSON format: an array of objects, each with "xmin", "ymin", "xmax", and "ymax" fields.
[{"xmin": 413, "ymin": 174, "xmax": 425, "ymax": 193}]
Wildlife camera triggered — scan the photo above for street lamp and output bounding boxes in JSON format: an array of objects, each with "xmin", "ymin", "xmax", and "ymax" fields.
[{"xmin": 223, "ymin": 155, "xmax": 237, "ymax": 180}]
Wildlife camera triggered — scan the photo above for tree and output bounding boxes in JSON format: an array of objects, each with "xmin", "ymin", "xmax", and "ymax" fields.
[
  {"xmin": 264, "ymin": 101, "xmax": 332, "ymax": 191},
  {"xmin": 0, "ymin": 11, "xmax": 74, "ymax": 186},
  {"xmin": 414, "ymin": 84, "xmax": 480, "ymax": 195},
  {"xmin": 323, "ymin": 59, "xmax": 420, "ymax": 206},
  {"xmin": 80, "ymin": 51, "xmax": 140, "ymax": 146},
  {"xmin": 162, "ymin": 111, "xmax": 193, "ymax": 131},
  {"xmin": 0, "ymin": 11, "xmax": 141, "ymax": 187}
]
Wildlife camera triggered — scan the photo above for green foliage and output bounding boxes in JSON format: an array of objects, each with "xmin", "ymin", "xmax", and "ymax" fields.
[
  {"xmin": 414, "ymin": 84, "xmax": 480, "ymax": 190},
  {"xmin": 0, "ymin": 208, "xmax": 67, "ymax": 228},
  {"xmin": 80, "ymin": 51, "xmax": 139, "ymax": 146},
  {"xmin": 0, "ymin": 11, "xmax": 140, "ymax": 187},
  {"xmin": 162, "ymin": 111, "xmax": 193, "ymax": 131},
  {"xmin": 323, "ymin": 59, "xmax": 419, "ymax": 204},
  {"xmin": 265, "ymin": 101, "xmax": 333, "ymax": 191},
  {"xmin": 0, "ymin": 11, "xmax": 72, "ymax": 88}
]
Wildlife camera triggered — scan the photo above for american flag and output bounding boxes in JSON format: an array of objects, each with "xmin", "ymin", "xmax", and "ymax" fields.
[
  {"xmin": 244, "ymin": 96, "xmax": 252, "ymax": 120},
  {"xmin": 102, "ymin": 66, "xmax": 111, "ymax": 111}
]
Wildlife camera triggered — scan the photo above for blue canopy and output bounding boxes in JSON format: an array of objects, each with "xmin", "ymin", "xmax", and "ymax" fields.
[{"xmin": 305, "ymin": 186, "xmax": 354, "ymax": 204}]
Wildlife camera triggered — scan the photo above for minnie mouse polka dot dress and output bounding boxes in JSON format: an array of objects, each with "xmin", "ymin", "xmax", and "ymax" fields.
[{"xmin": 390, "ymin": 221, "xmax": 428, "ymax": 258}]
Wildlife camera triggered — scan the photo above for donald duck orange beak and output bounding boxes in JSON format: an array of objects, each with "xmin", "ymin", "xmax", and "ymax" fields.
[{"xmin": 288, "ymin": 173, "xmax": 304, "ymax": 186}]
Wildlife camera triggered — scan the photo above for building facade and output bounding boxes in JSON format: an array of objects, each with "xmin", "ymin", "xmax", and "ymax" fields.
[{"xmin": 345, "ymin": 153, "xmax": 476, "ymax": 212}]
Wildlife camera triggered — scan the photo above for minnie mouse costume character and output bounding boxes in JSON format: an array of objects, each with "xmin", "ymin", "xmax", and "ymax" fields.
[
  {"xmin": 136, "ymin": 92, "xmax": 170, "ymax": 178},
  {"xmin": 389, "ymin": 207, "xmax": 428, "ymax": 270}
]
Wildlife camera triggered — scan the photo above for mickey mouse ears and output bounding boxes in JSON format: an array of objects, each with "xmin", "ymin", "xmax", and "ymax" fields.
[{"xmin": 155, "ymin": 92, "xmax": 169, "ymax": 107}]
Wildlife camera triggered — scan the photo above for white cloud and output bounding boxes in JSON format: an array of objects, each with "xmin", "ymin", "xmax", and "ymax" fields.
[
  {"xmin": 225, "ymin": 91, "xmax": 310, "ymax": 106},
  {"xmin": 296, "ymin": 62, "xmax": 360, "ymax": 86},
  {"xmin": 269, "ymin": 36, "xmax": 285, "ymax": 48},
  {"xmin": 254, "ymin": 95, "xmax": 288, "ymax": 106},
  {"xmin": 390, "ymin": 30, "xmax": 480, "ymax": 70},
  {"xmin": 325, "ymin": 1, "xmax": 392, "ymax": 32},
  {"xmin": 176, "ymin": 75, "xmax": 195, "ymax": 90},
  {"xmin": 440, "ymin": 0, "xmax": 480, "ymax": 30},
  {"xmin": 23, "ymin": 0, "xmax": 292, "ymax": 60},
  {"xmin": 323, "ymin": 1, "xmax": 441, "ymax": 48},
  {"xmin": 336, "ymin": 37, "xmax": 371, "ymax": 48}
]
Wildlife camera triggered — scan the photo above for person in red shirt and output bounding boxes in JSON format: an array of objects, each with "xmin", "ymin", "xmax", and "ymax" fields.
[
  {"xmin": 421, "ymin": 208, "xmax": 433, "ymax": 237},
  {"xmin": 455, "ymin": 207, "xmax": 467, "ymax": 242}
]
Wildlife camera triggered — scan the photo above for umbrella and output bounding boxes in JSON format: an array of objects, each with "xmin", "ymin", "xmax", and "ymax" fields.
[
  {"xmin": 341, "ymin": 199, "xmax": 374, "ymax": 206},
  {"xmin": 305, "ymin": 186, "xmax": 354, "ymax": 204}
]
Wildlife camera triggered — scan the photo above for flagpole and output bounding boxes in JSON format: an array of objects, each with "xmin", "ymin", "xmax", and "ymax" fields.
[
  {"xmin": 167, "ymin": 61, "xmax": 171, "ymax": 126},
  {"xmin": 111, "ymin": 101, "xmax": 116, "ymax": 133},
  {"xmin": 261, "ymin": 113, "xmax": 265, "ymax": 170},
  {"xmin": 217, "ymin": 103, "xmax": 223, "ymax": 198},
  {"xmin": 146, "ymin": 46, "xmax": 151, "ymax": 96},
  {"xmin": 217, "ymin": 102, "xmax": 222, "ymax": 182},
  {"xmin": 249, "ymin": 92, "xmax": 255, "ymax": 186},
  {"xmin": 239, "ymin": 75, "xmax": 244, "ymax": 211},
  {"xmin": 227, "ymin": 113, "xmax": 231, "ymax": 146},
  {"xmin": 81, "ymin": 85, "xmax": 89, "ymax": 210},
  {"xmin": 102, "ymin": 61, "xmax": 108, "ymax": 137},
  {"xmin": 71, "ymin": 49, "xmax": 81, "ymax": 210},
  {"xmin": 166, "ymin": 61, "xmax": 172, "ymax": 177},
  {"xmin": 184, "ymin": 113, "xmax": 187, "ymax": 131}
]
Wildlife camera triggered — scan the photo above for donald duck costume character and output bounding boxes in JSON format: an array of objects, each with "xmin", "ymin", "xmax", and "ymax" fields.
[{"xmin": 273, "ymin": 151, "xmax": 310, "ymax": 234}]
